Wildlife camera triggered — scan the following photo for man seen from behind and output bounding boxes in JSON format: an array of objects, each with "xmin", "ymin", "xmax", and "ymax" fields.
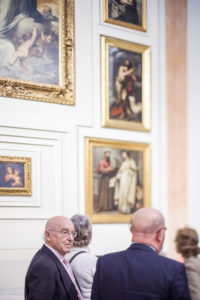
[{"xmin": 91, "ymin": 207, "xmax": 191, "ymax": 300}]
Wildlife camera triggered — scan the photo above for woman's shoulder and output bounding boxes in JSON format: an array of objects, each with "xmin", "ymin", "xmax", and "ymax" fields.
[
  {"xmin": 185, "ymin": 255, "xmax": 200, "ymax": 270},
  {"xmin": 66, "ymin": 247, "xmax": 97, "ymax": 264}
]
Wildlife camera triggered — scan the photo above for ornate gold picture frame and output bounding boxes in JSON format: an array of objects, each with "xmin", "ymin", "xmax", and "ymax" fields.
[
  {"xmin": 101, "ymin": 36, "xmax": 150, "ymax": 132},
  {"xmin": 0, "ymin": 156, "xmax": 32, "ymax": 196},
  {"xmin": 103, "ymin": 0, "xmax": 147, "ymax": 32},
  {"xmin": 85, "ymin": 137, "xmax": 151, "ymax": 223},
  {"xmin": 0, "ymin": 0, "xmax": 75, "ymax": 105}
]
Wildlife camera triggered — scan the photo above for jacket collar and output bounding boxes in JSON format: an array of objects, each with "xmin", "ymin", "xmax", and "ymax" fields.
[
  {"xmin": 42, "ymin": 245, "xmax": 79, "ymax": 300},
  {"xmin": 129, "ymin": 242, "xmax": 157, "ymax": 253}
]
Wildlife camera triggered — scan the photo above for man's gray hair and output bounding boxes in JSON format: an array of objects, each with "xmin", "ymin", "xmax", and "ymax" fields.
[{"xmin": 71, "ymin": 214, "xmax": 92, "ymax": 247}]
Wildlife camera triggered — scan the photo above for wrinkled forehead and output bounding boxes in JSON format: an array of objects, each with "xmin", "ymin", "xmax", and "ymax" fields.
[
  {"xmin": 55, "ymin": 219, "xmax": 74, "ymax": 231},
  {"xmin": 47, "ymin": 217, "xmax": 74, "ymax": 231}
]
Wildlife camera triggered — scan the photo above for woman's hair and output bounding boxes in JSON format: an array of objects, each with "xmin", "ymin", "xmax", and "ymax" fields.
[
  {"xmin": 71, "ymin": 214, "xmax": 92, "ymax": 247},
  {"xmin": 175, "ymin": 227, "xmax": 200, "ymax": 258}
]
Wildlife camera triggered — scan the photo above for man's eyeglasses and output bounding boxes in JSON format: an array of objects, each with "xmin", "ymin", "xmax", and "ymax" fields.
[{"xmin": 49, "ymin": 229, "xmax": 77, "ymax": 238}]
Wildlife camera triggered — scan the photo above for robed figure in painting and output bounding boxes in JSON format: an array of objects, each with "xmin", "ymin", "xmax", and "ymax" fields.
[
  {"xmin": 96, "ymin": 151, "xmax": 118, "ymax": 212},
  {"xmin": 114, "ymin": 151, "xmax": 137, "ymax": 214}
]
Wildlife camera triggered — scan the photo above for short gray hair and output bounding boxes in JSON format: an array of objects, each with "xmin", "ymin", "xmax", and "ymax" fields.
[{"xmin": 71, "ymin": 214, "xmax": 92, "ymax": 247}]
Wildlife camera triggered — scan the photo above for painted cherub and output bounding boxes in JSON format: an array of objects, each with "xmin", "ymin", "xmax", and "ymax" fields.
[
  {"xmin": 7, "ymin": 26, "xmax": 37, "ymax": 67},
  {"xmin": 11, "ymin": 169, "xmax": 23, "ymax": 187}
]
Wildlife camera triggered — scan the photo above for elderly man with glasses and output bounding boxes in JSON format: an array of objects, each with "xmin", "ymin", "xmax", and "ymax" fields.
[
  {"xmin": 91, "ymin": 207, "xmax": 191, "ymax": 300},
  {"xmin": 25, "ymin": 216, "xmax": 83, "ymax": 300}
]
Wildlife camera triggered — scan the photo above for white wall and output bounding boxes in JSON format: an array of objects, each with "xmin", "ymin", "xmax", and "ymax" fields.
[{"xmin": 0, "ymin": 0, "xmax": 165, "ymax": 292}]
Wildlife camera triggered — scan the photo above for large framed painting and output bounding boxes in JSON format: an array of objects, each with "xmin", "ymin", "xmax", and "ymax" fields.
[
  {"xmin": 103, "ymin": 0, "xmax": 147, "ymax": 32},
  {"xmin": 0, "ymin": 156, "xmax": 32, "ymax": 196},
  {"xmin": 0, "ymin": 0, "xmax": 75, "ymax": 105},
  {"xmin": 101, "ymin": 36, "xmax": 150, "ymax": 132},
  {"xmin": 85, "ymin": 137, "xmax": 151, "ymax": 223}
]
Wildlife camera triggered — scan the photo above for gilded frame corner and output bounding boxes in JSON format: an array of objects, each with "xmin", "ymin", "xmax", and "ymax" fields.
[
  {"xmin": 0, "ymin": 0, "xmax": 75, "ymax": 105},
  {"xmin": 0, "ymin": 156, "xmax": 32, "ymax": 196},
  {"xmin": 85, "ymin": 137, "xmax": 151, "ymax": 224},
  {"xmin": 101, "ymin": 35, "xmax": 151, "ymax": 132}
]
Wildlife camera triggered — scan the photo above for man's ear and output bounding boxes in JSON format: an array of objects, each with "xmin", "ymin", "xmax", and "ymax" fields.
[
  {"xmin": 156, "ymin": 229, "xmax": 163, "ymax": 244},
  {"xmin": 45, "ymin": 230, "xmax": 51, "ymax": 242}
]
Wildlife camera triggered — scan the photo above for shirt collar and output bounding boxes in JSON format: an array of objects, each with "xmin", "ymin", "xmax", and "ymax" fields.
[{"xmin": 45, "ymin": 244, "xmax": 66, "ymax": 262}]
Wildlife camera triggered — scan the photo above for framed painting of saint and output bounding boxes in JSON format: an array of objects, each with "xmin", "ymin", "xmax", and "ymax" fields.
[
  {"xmin": 101, "ymin": 36, "xmax": 150, "ymax": 132},
  {"xmin": 103, "ymin": 0, "xmax": 147, "ymax": 32},
  {"xmin": 0, "ymin": 156, "xmax": 32, "ymax": 196},
  {"xmin": 0, "ymin": 0, "xmax": 75, "ymax": 105},
  {"xmin": 85, "ymin": 137, "xmax": 151, "ymax": 223}
]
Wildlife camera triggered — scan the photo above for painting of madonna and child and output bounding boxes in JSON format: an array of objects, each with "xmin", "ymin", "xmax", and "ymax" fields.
[
  {"xmin": 0, "ymin": 0, "xmax": 59, "ymax": 84},
  {"xmin": 101, "ymin": 36, "xmax": 150, "ymax": 132},
  {"xmin": 0, "ymin": 156, "xmax": 31, "ymax": 196},
  {"xmin": 85, "ymin": 138, "xmax": 150, "ymax": 223}
]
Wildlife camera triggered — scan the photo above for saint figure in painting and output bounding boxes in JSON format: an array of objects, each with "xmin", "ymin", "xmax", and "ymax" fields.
[
  {"xmin": 96, "ymin": 151, "xmax": 118, "ymax": 212},
  {"xmin": 111, "ymin": 59, "xmax": 142, "ymax": 121},
  {"xmin": 114, "ymin": 151, "xmax": 138, "ymax": 213},
  {"xmin": 3, "ymin": 166, "xmax": 15, "ymax": 187}
]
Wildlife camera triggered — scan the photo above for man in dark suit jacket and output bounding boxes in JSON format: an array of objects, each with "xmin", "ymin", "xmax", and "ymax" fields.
[
  {"xmin": 91, "ymin": 207, "xmax": 191, "ymax": 300},
  {"xmin": 25, "ymin": 216, "xmax": 83, "ymax": 300}
]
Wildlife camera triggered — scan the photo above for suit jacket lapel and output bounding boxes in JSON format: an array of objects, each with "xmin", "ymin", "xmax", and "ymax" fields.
[{"xmin": 41, "ymin": 245, "xmax": 79, "ymax": 300}]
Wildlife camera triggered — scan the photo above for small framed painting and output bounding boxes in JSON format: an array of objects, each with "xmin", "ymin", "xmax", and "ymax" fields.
[
  {"xmin": 0, "ymin": 156, "xmax": 32, "ymax": 196},
  {"xmin": 103, "ymin": 0, "xmax": 147, "ymax": 32}
]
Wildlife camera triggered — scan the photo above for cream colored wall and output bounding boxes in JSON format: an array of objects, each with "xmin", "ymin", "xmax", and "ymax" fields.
[
  {"xmin": 0, "ymin": 0, "xmax": 166, "ymax": 291},
  {"xmin": 165, "ymin": 0, "xmax": 188, "ymax": 259},
  {"xmin": 187, "ymin": 1, "xmax": 200, "ymax": 237}
]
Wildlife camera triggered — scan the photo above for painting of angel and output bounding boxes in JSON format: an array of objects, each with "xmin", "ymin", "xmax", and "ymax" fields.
[{"xmin": 0, "ymin": 0, "xmax": 59, "ymax": 84}]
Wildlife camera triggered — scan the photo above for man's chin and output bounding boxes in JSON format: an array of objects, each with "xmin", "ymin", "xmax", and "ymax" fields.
[{"xmin": 64, "ymin": 245, "xmax": 72, "ymax": 253}]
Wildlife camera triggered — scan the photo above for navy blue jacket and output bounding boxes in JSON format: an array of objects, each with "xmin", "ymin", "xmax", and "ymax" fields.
[
  {"xmin": 91, "ymin": 243, "xmax": 191, "ymax": 300},
  {"xmin": 25, "ymin": 245, "xmax": 80, "ymax": 300}
]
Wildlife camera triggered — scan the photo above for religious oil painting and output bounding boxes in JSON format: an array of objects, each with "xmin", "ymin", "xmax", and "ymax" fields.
[
  {"xmin": 101, "ymin": 36, "xmax": 150, "ymax": 132},
  {"xmin": 0, "ymin": 0, "xmax": 75, "ymax": 105},
  {"xmin": 85, "ymin": 137, "xmax": 150, "ymax": 223},
  {"xmin": 0, "ymin": 156, "xmax": 32, "ymax": 196},
  {"xmin": 103, "ymin": 0, "xmax": 147, "ymax": 32}
]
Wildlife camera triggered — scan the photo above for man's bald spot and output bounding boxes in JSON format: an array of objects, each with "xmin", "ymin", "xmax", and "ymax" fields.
[
  {"xmin": 45, "ymin": 216, "xmax": 72, "ymax": 231},
  {"xmin": 131, "ymin": 208, "xmax": 165, "ymax": 234}
]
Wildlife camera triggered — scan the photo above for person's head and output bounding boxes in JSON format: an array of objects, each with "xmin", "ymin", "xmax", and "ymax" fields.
[
  {"xmin": 122, "ymin": 151, "xmax": 131, "ymax": 159},
  {"xmin": 44, "ymin": 34, "xmax": 52, "ymax": 44},
  {"xmin": 124, "ymin": 59, "xmax": 132, "ymax": 69},
  {"xmin": 6, "ymin": 166, "xmax": 13, "ymax": 174},
  {"xmin": 130, "ymin": 207, "xmax": 166, "ymax": 253},
  {"xmin": 175, "ymin": 227, "xmax": 200, "ymax": 258},
  {"xmin": 43, "ymin": 5, "xmax": 52, "ymax": 14},
  {"xmin": 14, "ymin": 169, "xmax": 20, "ymax": 176},
  {"xmin": 23, "ymin": 32, "xmax": 32, "ymax": 41},
  {"xmin": 104, "ymin": 151, "xmax": 110, "ymax": 158},
  {"xmin": 45, "ymin": 216, "xmax": 75, "ymax": 255},
  {"xmin": 71, "ymin": 214, "xmax": 92, "ymax": 247},
  {"xmin": 104, "ymin": 151, "xmax": 111, "ymax": 162}
]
